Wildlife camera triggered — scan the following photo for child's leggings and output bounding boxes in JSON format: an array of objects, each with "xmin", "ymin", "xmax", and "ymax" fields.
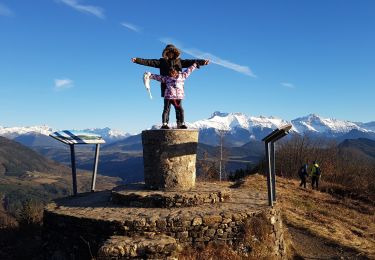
[{"xmin": 162, "ymin": 99, "xmax": 184, "ymax": 124}]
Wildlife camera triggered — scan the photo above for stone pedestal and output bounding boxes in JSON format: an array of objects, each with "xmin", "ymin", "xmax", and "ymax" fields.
[{"xmin": 142, "ymin": 129, "xmax": 199, "ymax": 191}]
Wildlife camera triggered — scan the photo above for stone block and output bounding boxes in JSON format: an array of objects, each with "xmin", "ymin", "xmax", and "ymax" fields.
[
  {"xmin": 192, "ymin": 217, "xmax": 203, "ymax": 226},
  {"xmin": 203, "ymin": 215, "xmax": 223, "ymax": 226},
  {"xmin": 97, "ymin": 234, "xmax": 180, "ymax": 259}
]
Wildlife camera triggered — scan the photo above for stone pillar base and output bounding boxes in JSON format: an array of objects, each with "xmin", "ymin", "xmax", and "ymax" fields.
[{"xmin": 142, "ymin": 129, "xmax": 199, "ymax": 191}]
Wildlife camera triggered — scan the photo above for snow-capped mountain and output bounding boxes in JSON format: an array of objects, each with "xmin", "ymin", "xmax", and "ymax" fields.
[
  {"xmin": 291, "ymin": 114, "xmax": 371, "ymax": 136},
  {"xmin": 190, "ymin": 111, "xmax": 375, "ymax": 135},
  {"xmin": 190, "ymin": 111, "xmax": 289, "ymax": 132},
  {"xmin": 0, "ymin": 125, "xmax": 53, "ymax": 139},
  {"xmin": 0, "ymin": 125, "xmax": 130, "ymax": 144},
  {"xmin": 80, "ymin": 127, "xmax": 131, "ymax": 143},
  {"xmin": 187, "ymin": 111, "xmax": 291, "ymax": 145},
  {"xmin": 185, "ymin": 112, "xmax": 375, "ymax": 145},
  {"xmin": 1, "ymin": 112, "xmax": 374, "ymax": 148}
]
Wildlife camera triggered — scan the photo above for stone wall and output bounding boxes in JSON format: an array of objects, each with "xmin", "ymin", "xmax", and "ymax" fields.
[{"xmin": 43, "ymin": 203, "xmax": 286, "ymax": 259}]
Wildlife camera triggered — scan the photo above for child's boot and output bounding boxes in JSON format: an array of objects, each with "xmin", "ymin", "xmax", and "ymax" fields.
[
  {"xmin": 161, "ymin": 123, "xmax": 170, "ymax": 130},
  {"xmin": 177, "ymin": 122, "xmax": 188, "ymax": 129}
]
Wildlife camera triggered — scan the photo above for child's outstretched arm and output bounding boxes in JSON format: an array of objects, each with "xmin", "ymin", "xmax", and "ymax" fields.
[
  {"xmin": 181, "ymin": 63, "xmax": 198, "ymax": 79},
  {"xmin": 131, "ymin": 58, "xmax": 161, "ymax": 68},
  {"xmin": 150, "ymin": 74, "xmax": 167, "ymax": 83},
  {"xmin": 181, "ymin": 59, "xmax": 210, "ymax": 68}
]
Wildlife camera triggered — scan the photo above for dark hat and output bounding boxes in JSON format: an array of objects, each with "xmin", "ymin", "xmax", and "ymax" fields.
[{"xmin": 162, "ymin": 44, "xmax": 181, "ymax": 59}]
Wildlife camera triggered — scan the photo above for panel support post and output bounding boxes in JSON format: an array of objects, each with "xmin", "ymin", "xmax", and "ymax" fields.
[
  {"xmin": 69, "ymin": 144, "xmax": 78, "ymax": 196},
  {"xmin": 271, "ymin": 141, "xmax": 276, "ymax": 202},
  {"xmin": 91, "ymin": 144, "xmax": 100, "ymax": 192},
  {"xmin": 265, "ymin": 142, "xmax": 273, "ymax": 207}
]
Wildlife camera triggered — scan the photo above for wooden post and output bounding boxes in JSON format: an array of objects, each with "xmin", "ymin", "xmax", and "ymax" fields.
[
  {"xmin": 69, "ymin": 144, "xmax": 78, "ymax": 196},
  {"xmin": 91, "ymin": 144, "xmax": 100, "ymax": 192}
]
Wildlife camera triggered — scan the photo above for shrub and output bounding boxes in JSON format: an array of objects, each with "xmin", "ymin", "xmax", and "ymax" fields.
[{"xmin": 17, "ymin": 199, "xmax": 43, "ymax": 230}]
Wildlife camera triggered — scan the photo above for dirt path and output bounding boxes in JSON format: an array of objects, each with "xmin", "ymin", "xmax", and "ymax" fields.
[{"xmin": 287, "ymin": 225, "xmax": 369, "ymax": 259}]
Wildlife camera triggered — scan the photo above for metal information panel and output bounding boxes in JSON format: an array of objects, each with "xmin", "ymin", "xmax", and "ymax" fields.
[
  {"xmin": 262, "ymin": 124, "xmax": 292, "ymax": 207},
  {"xmin": 50, "ymin": 130, "xmax": 105, "ymax": 196},
  {"xmin": 50, "ymin": 130, "xmax": 106, "ymax": 145}
]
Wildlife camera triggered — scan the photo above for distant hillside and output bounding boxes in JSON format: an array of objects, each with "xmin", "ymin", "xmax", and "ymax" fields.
[
  {"xmin": 339, "ymin": 138, "xmax": 375, "ymax": 161},
  {"xmin": 102, "ymin": 134, "xmax": 142, "ymax": 152},
  {"xmin": 0, "ymin": 136, "xmax": 66, "ymax": 176},
  {"xmin": 337, "ymin": 130, "xmax": 375, "ymax": 142},
  {"xmin": 14, "ymin": 133, "xmax": 64, "ymax": 148},
  {"xmin": 0, "ymin": 136, "xmax": 120, "ymax": 213},
  {"xmin": 101, "ymin": 137, "xmax": 264, "ymax": 180},
  {"xmin": 38, "ymin": 132, "xmax": 262, "ymax": 181},
  {"xmin": 80, "ymin": 154, "xmax": 144, "ymax": 183},
  {"xmin": 358, "ymin": 121, "xmax": 375, "ymax": 132},
  {"xmin": 198, "ymin": 140, "xmax": 264, "ymax": 163}
]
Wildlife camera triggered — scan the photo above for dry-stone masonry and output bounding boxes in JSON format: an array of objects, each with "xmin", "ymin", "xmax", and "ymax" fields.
[
  {"xmin": 111, "ymin": 182, "xmax": 230, "ymax": 208},
  {"xmin": 142, "ymin": 129, "xmax": 198, "ymax": 191},
  {"xmin": 43, "ymin": 182, "xmax": 287, "ymax": 259},
  {"xmin": 97, "ymin": 234, "xmax": 181, "ymax": 259}
]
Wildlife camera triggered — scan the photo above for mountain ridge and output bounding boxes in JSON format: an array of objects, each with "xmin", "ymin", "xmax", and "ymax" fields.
[{"xmin": 1, "ymin": 112, "xmax": 374, "ymax": 147}]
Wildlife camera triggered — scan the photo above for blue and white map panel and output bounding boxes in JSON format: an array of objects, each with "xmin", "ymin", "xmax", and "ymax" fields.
[{"xmin": 50, "ymin": 130, "xmax": 106, "ymax": 144}]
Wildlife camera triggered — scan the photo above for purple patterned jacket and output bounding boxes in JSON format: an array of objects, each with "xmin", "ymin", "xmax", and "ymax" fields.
[{"xmin": 150, "ymin": 64, "xmax": 197, "ymax": 99}]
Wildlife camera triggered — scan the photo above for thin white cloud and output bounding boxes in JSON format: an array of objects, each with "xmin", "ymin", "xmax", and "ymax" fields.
[
  {"xmin": 160, "ymin": 38, "xmax": 257, "ymax": 78},
  {"xmin": 121, "ymin": 22, "xmax": 141, "ymax": 33},
  {"xmin": 281, "ymin": 82, "xmax": 295, "ymax": 89},
  {"xmin": 58, "ymin": 0, "xmax": 105, "ymax": 19},
  {"xmin": 54, "ymin": 78, "xmax": 74, "ymax": 90},
  {"xmin": 0, "ymin": 3, "xmax": 13, "ymax": 16}
]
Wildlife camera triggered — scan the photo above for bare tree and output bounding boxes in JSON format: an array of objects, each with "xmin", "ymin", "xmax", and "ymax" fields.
[
  {"xmin": 217, "ymin": 130, "xmax": 227, "ymax": 181},
  {"xmin": 196, "ymin": 151, "xmax": 219, "ymax": 181}
]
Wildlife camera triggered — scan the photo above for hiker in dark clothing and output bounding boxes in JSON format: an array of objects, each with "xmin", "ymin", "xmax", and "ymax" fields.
[
  {"xmin": 311, "ymin": 161, "xmax": 321, "ymax": 190},
  {"xmin": 298, "ymin": 164, "xmax": 309, "ymax": 188},
  {"xmin": 132, "ymin": 44, "xmax": 209, "ymax": 127}
]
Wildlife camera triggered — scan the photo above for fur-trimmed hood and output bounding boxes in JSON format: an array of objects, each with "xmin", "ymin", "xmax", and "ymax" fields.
[{"xmin": 162, "ymin": 44, "xmax": 181, "ymax": 60}]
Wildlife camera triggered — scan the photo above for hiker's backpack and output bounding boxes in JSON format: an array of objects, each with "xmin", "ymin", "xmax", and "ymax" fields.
[
  {"xmin": 298, "ymin": 166, "xmax": 306, "ymax": 177},
  {"xmin": 315, "ymin": 166, "xmax": 321, "ymax": 176},
  {"xmin": 298, "ymin": 167, "xmax": 302, "ymax": 177}
]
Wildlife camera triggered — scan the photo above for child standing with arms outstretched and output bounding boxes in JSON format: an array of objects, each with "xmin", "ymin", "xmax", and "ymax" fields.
[{"xmin": 145, "ymin": 63, "xmax": 201, "ymax": 129}]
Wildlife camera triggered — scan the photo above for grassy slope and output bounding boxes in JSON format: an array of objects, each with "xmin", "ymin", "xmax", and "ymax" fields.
[
  {"xmin": 0, "ymin": 171, "xmax": 121, "ymax": 202},
  {"xmin": 239, "ymin": 174, "xmax": 375, "ymax": 259}
]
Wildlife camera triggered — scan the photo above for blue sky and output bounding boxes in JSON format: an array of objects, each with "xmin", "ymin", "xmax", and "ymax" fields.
[{"xmin": 0, "ymin": 0, "xmax": 374, "ymax": 133}]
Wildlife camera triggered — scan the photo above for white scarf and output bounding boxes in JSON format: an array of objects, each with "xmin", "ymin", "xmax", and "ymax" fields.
[{"xmin": 143, "ymin": 72, "xmax": 152, "ymax": 99}]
